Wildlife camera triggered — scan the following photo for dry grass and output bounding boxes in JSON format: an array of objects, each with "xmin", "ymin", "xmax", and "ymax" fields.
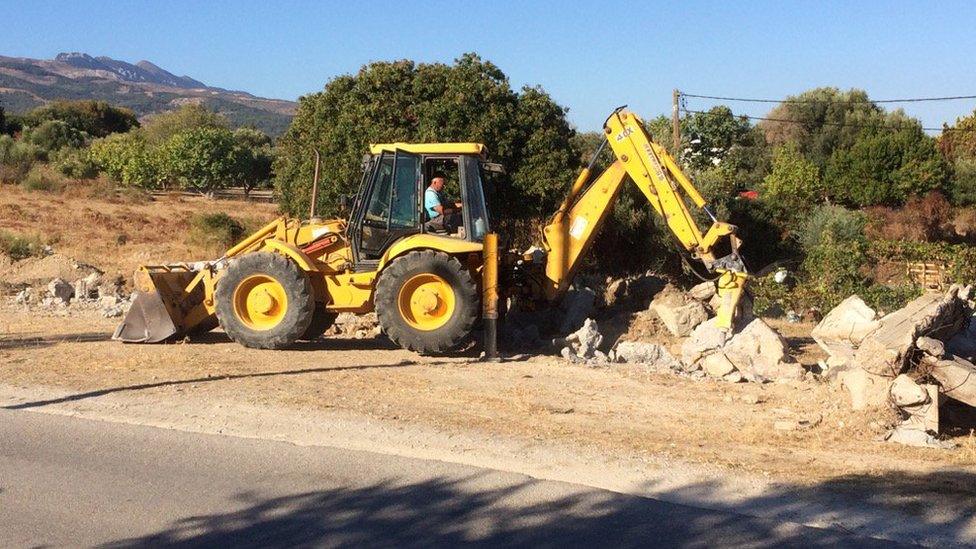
[{"xmin": 0, "ymin": 181, "xmax": 279, "ymax": 280}]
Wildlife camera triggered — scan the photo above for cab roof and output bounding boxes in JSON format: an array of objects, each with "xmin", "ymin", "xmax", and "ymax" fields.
[{"xmin": 368, "ymin": 142, "xmax": 487, "ymax": 157}]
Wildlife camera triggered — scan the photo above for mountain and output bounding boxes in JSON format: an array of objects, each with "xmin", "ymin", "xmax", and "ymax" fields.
[{"xmin": 0, "ymin": 52, "xmax": 296, "ymax": 136}]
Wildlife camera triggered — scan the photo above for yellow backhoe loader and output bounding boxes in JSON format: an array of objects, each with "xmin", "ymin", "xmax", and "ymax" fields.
[{"xmin": 114, "ymin": 107, "xmax": 749, "ymax": 354}]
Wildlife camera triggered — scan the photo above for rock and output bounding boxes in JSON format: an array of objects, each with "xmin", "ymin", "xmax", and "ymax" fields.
[
  {"xmin": 811, "ymin": 295, "xmax": 879, "ymax": 361},
  {"xmin": 898, "ymin": 383, "xmax": 940, "ymax": 433},
  {"xmin": 14, "ymin": 287, "xmax": 34, "ymax": 305},
  {"xmin": 688, "ymin": 281, "xmax": 717, "ymax": 301},
  {"xmin": 774, "ymin": 414, "xmax": 821, "ymax": 431},
  {"xmin": 740, "ymin": 393, "xmax": 763, "ymax": 405},
  {"xmin": 614, "ymin": 341, "xmax": 681, "ymax": 370},
  {"xmin": 603, "ymin": 278, "xmax": 627, "ymax": 308},
  {"xmin": 101, "ymin": 303, "xmax": 127, "ymax": 318},
  {"xmin": 915, "ymin": 336, "xmax": 946, "ymax": 359},
  {"xmin": 785, "ymin": 310, "xmax": 801, "ymax": 323},
  {"xmin": 559, "ymin": 287, "xmax": 596, "ymax": 334},
  {"xmin": 722, "ymin": 318, "xmax": 803, "ymax": 382},
  {"xmin": 47, "ymin": 277, "xmax": 74, "ymax": 304},
  {"xmin": 837, "ymin": 367, "xmax": 889, "ymax": 410},
  {"xmin": 701, "ymin": 352, "xmax": 737, "ymax": 378},
  {"xmin": 929, "ymin": 356, "xmax": 976, "ymax": 408},
  {"xmin": 889, "ymin": 374, "xmax": 928, "ymax": 407},
  {"xmin": 649, "ymin": 288, "xmax": 708, "ymax": 337},
  {"xmin": 855, "ymin": 286, "xmax": 969, "ymax": 377},
  {"xmin": 884, "ymin": 426, "xmax": 955, "ymax": 449},
  {"xmin": 72, "ymin": 272, "xmax": 101, "ymax": 302},
  {"xmin": 681, "ymin": 318, "xmax": 728, "ymax": 366}
]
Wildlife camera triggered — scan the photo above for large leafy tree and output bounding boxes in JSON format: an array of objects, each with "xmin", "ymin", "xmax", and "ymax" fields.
[
  {"xmin": 274, "ymin": 53, "xmax": 580, "ymax": 218},
  {"xmin": 825, "ymin": 115, "xmax": 949, "ymax": 206},
  {"xmin": 25, "ymin": 100, "xmax": 138, "ymax": 138},
  {"xmin": 163, "ymin": 127, "xmax": 249, "ymax": 196},
  {"xmin": 762, "ymin": 141, "xmax": 824, "ymax": 217}
]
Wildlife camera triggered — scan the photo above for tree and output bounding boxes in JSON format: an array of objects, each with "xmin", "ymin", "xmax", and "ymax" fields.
[
  {"xmin": 762, "ymin": 142, "xmax": 824, "ymax": 217},
  {"xmin": 938, "ymin": 108, "xmax": 976, "ymax": 162},
  {"xmin": 825, "ymin": 116, "xmax": 949, "ymax": 206},
  {"xmin": 163, "ymin": 126, "xmax": 247, "ymax": 196},
  {"xmin": 274, "ymin": 53, "xmax": 580, "ymax": 218},
  {"xmin": 25, "ymin": 100, "xmax": 138, "ymax": 138},
  {"xmin": 141, "ymin": 103, "xmax": 228, "ymax": 145},
  {"xmin": 760, "ymin": 87, "xmax": 884, "ymax": 171},
  {"xmin": 681, "ymin": 106, "xmax": 752, "ymax": 170},
  {"xmin": 89, "ymin": 133, "xmax": 166, "ymax": 189},
  {"xmin": 232, "ymin": 127, "xmax": 273, "ymax": 196}
]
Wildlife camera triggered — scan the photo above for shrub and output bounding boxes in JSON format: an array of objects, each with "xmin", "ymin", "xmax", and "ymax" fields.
[
  {"xmin": 794, "ymin": 204, "xmax": 865, "ymax": 253},
  {"xmin": 950, "ymin": 157, "xmax": 976, "ymax": 206},
  {"xmin": 0, "ymin": 230, "xmax": 43, "ymax": 260},
  {"xmin": 51, "ymin": 147, "xmax": 99, "ymax": 179},
  {"xmin": 20, "ymin": 164, "xmax": 66, "ymax": 193},
  {"xmin": 0, "ymin": 135, "xmax": 43, "ymax": 184},
  {"xmin": 864, "ymin": 191, "xmax": 954, "ymax": 242},
  {"xmin": 187, "ymin": 212, "xmax": 247, "ymax": 253},
  {"xmin": 22, "ymin": 119, "xmax": 87, "ymax": 158}
]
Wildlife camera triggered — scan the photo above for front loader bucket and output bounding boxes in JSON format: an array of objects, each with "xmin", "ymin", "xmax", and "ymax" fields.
[
  {"xmin": 113, "ymin": 265, "xmax": 214, "ymax": 343},
  {"xmin": 113, "ymin": 290, "xmax": 181, "ymax": 343}
]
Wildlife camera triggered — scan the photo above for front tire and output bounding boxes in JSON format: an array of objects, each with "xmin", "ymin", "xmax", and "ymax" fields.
[
  {"xmin": 375, "ymin": 250, "xmax": 478, "ymax": 354},
  {"xmin": 215, "ymin": 252, "xmax": 314, "ymax": 349}
]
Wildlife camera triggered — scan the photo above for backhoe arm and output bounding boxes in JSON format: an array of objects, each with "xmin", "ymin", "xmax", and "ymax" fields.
[{"xmin": 542, "ymin": 108, "xmax": 748, "ymax": 330}]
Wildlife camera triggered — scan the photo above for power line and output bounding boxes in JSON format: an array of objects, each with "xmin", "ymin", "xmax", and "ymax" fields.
[
  {"xmin": 681, "ymin": 92, "xmax": 976, "ymax": 104},
  {"xmin": 680, "ymin": 107, "xmax": 976, "ymax": 133}
]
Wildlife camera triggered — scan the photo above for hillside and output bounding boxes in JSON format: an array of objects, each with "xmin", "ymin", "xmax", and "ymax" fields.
[{"xmin": 0, "ymin": 52, "xmax": 296, "ymax": 136}]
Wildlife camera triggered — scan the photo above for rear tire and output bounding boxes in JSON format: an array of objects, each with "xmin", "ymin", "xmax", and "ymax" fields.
[
  {"xmin": 375, "ymin": 250, "xmax": 478, "ymax": 354},
  {"xmin": 215, "ymin": 252, "xmax": 314, "ymax": 349}
]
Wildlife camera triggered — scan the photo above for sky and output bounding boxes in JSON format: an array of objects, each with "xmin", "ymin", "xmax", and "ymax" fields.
[{"xmin": 4, "ymin": 1, "xmax": 976, "ymax": 132}]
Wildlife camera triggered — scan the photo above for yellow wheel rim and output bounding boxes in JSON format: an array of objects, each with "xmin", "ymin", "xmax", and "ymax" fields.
[
  {"xmin": 397, "ymin": 273, "xmax": 456, "ymax": 331},
  {"xmin": 233, "ymin": 274, "xmax": 289, "ymax": 330}
]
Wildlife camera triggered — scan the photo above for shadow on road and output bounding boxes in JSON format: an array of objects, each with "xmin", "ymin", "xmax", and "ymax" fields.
[
  {"xmin": 98, "ymin": 472, "xmax": 958, "ymax": 548},
  {"xmin": 2, "ymin": 360, "xmax": 422, "ymax": 411}
]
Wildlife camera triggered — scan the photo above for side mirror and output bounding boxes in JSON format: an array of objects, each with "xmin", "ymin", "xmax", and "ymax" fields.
[{"xmin": 339, "ymin": 193, "xmax": 354, "ymax": 213}]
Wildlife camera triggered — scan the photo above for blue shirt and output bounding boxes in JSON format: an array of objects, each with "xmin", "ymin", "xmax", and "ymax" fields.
[{"xmin": 424, "ymin": 187, "xmax": 443, "ymax": 219}]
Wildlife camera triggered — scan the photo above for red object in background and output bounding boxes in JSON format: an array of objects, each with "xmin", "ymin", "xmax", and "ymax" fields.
[{"xmin": 738, "ymin": 190, "xmax": 759, "ymax": 200}]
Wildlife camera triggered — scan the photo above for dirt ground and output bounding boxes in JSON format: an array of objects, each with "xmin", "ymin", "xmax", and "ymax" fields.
[
  {"xmin": 3, "ymin": 305, "xmax": 974, "ymax": 484},
  {"xmin": 3, "ymin": 186, "xmax": 976, "ymax": 535}
]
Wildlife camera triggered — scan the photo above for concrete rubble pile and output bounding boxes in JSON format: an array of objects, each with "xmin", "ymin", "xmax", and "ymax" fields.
[
  {"xmin": 554, "ymin": 278, "xmax": 803, "ymax": 383},
  {"xmin": 12, "ymin": 269, "xmax": 130, "ymax": 318},
  {"xmin": 813, "ymin": 284, "xmax": 976, "ymax": 448}
]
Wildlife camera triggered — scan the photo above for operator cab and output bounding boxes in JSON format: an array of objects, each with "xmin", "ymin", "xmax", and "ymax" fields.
[{"xmin": 349, "ymin": 143, "xmax": 493, "ymax": 266}]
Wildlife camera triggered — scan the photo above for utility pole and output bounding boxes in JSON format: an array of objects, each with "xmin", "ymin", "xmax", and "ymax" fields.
[{"xmin": 672, "ymin": 89, "xmax": 681, "ymax": 156}]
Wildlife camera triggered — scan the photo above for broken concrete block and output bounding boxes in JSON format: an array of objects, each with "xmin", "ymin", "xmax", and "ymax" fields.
[
  {"xmin": 14, "ymin": 287, "xmax": 34, "ymax": 305},
  {"xmin": 650, "ymin": 290, "xmax": 708, "ymax": 337},
  {"xmin": 837, "ymin": 367, "xmax": 890, "ymax": 410},
  {"xmin": 854, "ymin": 287, "xmax": 969, "ymax": 377},
  {"xmin": 614, "ymin": 341, "xmax": 681, "ymax": 370},
  {"xmin": 688, "ymin": 281, "xmax": 717, "ymax": 301},
  {"xmin": 811, "ymin": 295, "xmax": 879, "ymax": 360},
  {"xmin": 722, "ymin": 318, "xmax": 803, "ymax": 382},
  {"xmin": 559, "ymin": 287, "xmax": 596, "ymax": 334},
  {"xmin": 702, "ymin": 352, "xmax": 737, "ymax": 378},
  {"xmin": 884, "ymin": 425, "xmax": 954, "ymax": 449},
  {"xmin": 929, "ymin": 356, "xmax": 976, "ymax": 408},
  {"xmin": 897, "ymin": 383, "xmax": 940, "ymax": 433},
  {"xmin": 47, "ymin": 277, "xmax": 74, "ymax": 304},
  {"xmin": 915, "ymin": 336, "xmax": 945, "ymax": 359},
  {"xmin": 946, "ymin": 313, "xmax": 976, "ymax": 362},
  {"xmin": 889, "ymin": 374, "xmax": 929, "ymax": 407},
  {"xmin": 681, "ymin": 318, "xmax": 728, "ymax": 366}
]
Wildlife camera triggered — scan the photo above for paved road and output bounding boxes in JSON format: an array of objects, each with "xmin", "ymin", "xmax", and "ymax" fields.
[{"xmin": 0, "ymin": 409, "xmax": 901, "ymax": 548}]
